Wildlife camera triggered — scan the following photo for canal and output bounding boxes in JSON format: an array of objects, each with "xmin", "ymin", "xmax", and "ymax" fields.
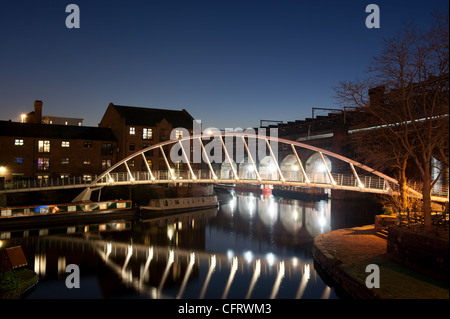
[{"xmin": 0, "ymin": 193, "xmax": 379, "ymax": 299}]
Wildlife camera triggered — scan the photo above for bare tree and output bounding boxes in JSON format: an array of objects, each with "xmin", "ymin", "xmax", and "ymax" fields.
[{"xmin": 335, "ymin": 13, "xmax": 449, "ymax": 231}]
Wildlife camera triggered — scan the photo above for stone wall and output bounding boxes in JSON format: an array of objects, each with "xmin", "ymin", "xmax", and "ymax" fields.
[{"xmin": 387, "ymin": 225, "xmax": 449, "ymax": 285}]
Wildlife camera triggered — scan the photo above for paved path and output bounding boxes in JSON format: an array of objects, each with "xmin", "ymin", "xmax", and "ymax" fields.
[{"xmin": 313, "ymin": 225, "xmax": 449, "ymax": 299}]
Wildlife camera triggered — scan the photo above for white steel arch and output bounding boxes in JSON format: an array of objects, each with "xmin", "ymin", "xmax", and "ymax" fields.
[
  {"xmin": 6, "ymin": 132, "xmax": 446, "ymax": 202},
  {"xmin": 88, "ymin": 132, "xmax": 400, "ymax": 195}
]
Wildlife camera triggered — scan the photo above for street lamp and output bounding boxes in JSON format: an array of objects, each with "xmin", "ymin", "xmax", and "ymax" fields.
[{"xmin": 21, "ymin": 114, "xmax": 27, "ymax": 123}]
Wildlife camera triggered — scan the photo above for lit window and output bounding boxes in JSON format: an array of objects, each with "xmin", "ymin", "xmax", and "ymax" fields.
[
  {"xmin": 143, "ymin": 128, "xmax": 153, "ymax": 140},
  {"xmin": 15, "ymin": 139, "xmax": 24, "ymax": 146},
  {"xmin": 61, "ymin": 158, "xmax": 69, "ymax": 165},
  {"xmin": 84, "ymin": 141, "xmax": 92, "ymax": 148},
  {"xmin": 102, "ymin": 160, "xmax": 111, "ymax": 170},
  {"xmin": 38, "ymin": 140, "xmax": 50, "ymax": 153},
  {"xmin": 129, "ymin": 160, "xmax": 135, "ymax": 167},
  {"xmin": 175, "ymin": 130, "xmax": 183, "ymax": 139},
  {"xmin": 83, "ymin": 175, "xmax": 92, "ymax": 181},
  {"xmin": 147, "ymin": 160, "xmax": 152, "ymax": 169},
  {"xmin": 61, "ymin": 141, "xmax": 70, "ymax": 147},
  {"xmin": 14, "ymin": 157, "xmax": 23, "ymax": 164},
  {"xmin": 129, "ymin": 127, "xmax": 135, "ymax": 135},
  {"xmin": 83, "ymin": 159, "xmax": 91, "ymax": 165},
  {"xmin": 37, "ymin": 158, "xmax": 50, "ymax": 171}
]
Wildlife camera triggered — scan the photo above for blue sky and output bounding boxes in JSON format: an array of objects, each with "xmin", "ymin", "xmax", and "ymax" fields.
[{"xmin": 0, "ymin": 0, "xmax": 448, "ymax": 129}]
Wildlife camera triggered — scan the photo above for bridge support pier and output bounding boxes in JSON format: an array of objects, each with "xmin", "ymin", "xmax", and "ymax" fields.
[{"xmin": 72, "ymin": 186, "xmax": 103, "ymax": 203}]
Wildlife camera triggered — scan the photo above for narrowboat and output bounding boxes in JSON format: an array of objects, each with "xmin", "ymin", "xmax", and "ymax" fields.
[
  {"xmin": 140, "ymin": 196, "xmax": 218, "ymax": 214},
  {"xmin": 0, "ymin": 200, "xmax": 134, "ymax": 230}
]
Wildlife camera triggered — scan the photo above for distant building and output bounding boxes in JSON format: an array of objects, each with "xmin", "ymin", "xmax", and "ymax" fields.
[
  {"xmin": 22, "ymin": 100, "xmax": 84, "ymax": 126},
  {"xmin": 99, "ymin": 103, "xmax": 196, "ymax": 171},
  {"xmin": 0, "ymin": 100, "xmax": 117, "ymax": 184},
  {"xmin": 0, "ymin": 101, "xmax": 197, "ymax": 184},
  {"xmin": 42, "ymin": 116, "xmax": 84, "ymax": 126}
]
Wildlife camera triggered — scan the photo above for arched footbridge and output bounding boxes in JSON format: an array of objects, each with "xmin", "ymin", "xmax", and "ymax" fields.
[{"xmin": 1, "ymin": 132, "xmax": 447, "ymax": 203}]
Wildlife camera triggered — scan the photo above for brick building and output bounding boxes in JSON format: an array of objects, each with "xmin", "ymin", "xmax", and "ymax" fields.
[
  {"xmin": 99, "ymin": 103, "xmax": 195, "ymax": 171},
  {"xmin": 0, "ymin": 101, "xmax": 117, "ymax": 184},
  {"xmin": 0, "ymin": 101, "xmax": 197, "ymax": 185}
]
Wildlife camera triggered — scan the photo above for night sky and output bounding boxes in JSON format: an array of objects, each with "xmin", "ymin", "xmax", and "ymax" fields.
[{"xmin": 0, "ymin": 0, "xmax": 448, "ymax": 129}]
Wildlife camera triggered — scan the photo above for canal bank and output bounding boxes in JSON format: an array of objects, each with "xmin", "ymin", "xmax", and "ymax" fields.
[{"xmin": 312, "ymin": 224, "xmax": 449, "ymax": 299}]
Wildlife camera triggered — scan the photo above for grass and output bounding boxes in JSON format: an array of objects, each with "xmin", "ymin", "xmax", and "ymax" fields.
[{"xmin": 0, "ymin": 268, "xmax": 38, "ymax": 299}]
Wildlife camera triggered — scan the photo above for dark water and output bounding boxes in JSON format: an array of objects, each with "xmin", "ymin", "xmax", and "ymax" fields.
[{"xmin": 0, "ymin": 193, "xmax": 379, "ymax": 299}]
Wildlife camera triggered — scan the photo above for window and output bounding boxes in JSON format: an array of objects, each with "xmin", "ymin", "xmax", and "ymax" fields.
[
  {"xmin": 129, "ymin": 160, "xmax": 135, "ymax": 167},
  {"xmin": 102, "ymin": 160, "xmax": 111, "ymax": 170},
  {"xmin": 143, "ymin": 128, "xmax": 153, "ymax": 140},
  {"xmin": 61, "ymin": 158, "xmax": 69, "ymax": 165},
  {"xmin": 83, "ymin": 159, "xmax": 91, "ymax": 165},
  {"xmin": 38, "ymin": 140, "xmax": 50, "ymax": 153},
  {"xmin": 101, "ymin": 143, "xmax": 113, "ymax": 155},
  {"xmin": 38, "ymin": 158, "xmax": 50, "ymax": 171},
  {"xmin": 147, "ymin": 160, "xmax": 152, "ymax": 169},
  {"xmin": 175, "ymin": 129, "xmax": 183, "ymax": 139},
  {"xmin": 61, "ymin": 141, "xmax": 70, "ymax": 147},
  {"xmin": 14, "ymin": 139, "xmax": 24, "ymax": 146},
  {"xmin": 14, "ymin": 157, "xmax": 23, "ymax": 164},
  {"xmin": 129, "ymin": 143, "xmax": 135, "ymax": 151},
  {"xmin": 84, "ymin": 141, "xmax": 92, "ymax": 148},
  {"xmin": 129, "ymin": 127, "xmax": 135, "ymax": 135}
]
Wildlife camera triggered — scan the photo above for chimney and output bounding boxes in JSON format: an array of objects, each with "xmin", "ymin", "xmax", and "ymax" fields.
[{"xmin": 34, "ymin": 100, "xmax": 42, "ymax": 124}]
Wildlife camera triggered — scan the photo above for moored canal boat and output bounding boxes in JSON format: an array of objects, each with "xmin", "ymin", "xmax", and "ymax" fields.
[
  {"xmin": 0, "ymin": 200, "xmax": 134, "ymax": 230},
  {"xmin": 140, "ymin": 196, "xmax": 218, "ymax": 215}
]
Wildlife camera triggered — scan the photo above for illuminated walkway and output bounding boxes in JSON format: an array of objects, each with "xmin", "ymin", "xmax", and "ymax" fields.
[{"xmin": 2, "ymin": 133, "xmax": 446, "ymax": 203}]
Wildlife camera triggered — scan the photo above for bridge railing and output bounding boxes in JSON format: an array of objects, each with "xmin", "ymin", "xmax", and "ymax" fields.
[{"xmin": 1, "ymin": 169, "xmax": 400, "ymax": 193}]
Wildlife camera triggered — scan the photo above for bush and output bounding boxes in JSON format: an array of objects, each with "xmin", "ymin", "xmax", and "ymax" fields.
[
  {"xmin": 0, "ymin": 270, "xmax": 19, "ymax": 293},
  {"xmin": 382, "ymin": 206, "xmax": 394, "ymax": 215}
]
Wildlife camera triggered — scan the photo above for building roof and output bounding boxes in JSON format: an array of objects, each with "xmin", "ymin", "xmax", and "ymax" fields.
[
  {"xmin": 108, "ymin": 103, "xmax": 195, "ymax": 128},
  {"xmin": 0, "ymin": 120, "xmax": 117, "ymax": 141}
]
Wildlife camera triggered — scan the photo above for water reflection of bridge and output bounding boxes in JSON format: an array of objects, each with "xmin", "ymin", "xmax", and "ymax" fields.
[
  {"xmin": 0, "ymin": 195, "xmax": 335, "ymax": 299},
  {"xmin": 27, "ymin": 235, "xmax": 327, "ymax": 299}
]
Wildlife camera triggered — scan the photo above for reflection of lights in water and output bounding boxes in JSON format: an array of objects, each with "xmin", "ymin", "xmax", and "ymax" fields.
[
  {"xmin": 266, "ymin": 252, "xmax": 276, "ymax": 267},
  {"xmin": 304, "ymin": 264, "xmax": 310, "ymax": 280},
  {"xmin": 318, "ymin": 215, "xmax": 326, "ymax": 228},
  {"xmin": 292, "ymin": 257, "xmax": 299, "ymax": 268},
  {"xmin": 244, "ymin": 251, "xmax": 253, "ymax": 263},
  {"xmin": 227, "ymin": 250, "xmax": 234, "ymax": 260},
  {"xmin": 293, "ymin": 209, "xmax": 299, "ymax": 221},
  {"xmin": 106, "ymin": 242, "xmax": 112, "ymax": 259},
  {"xmin": 248, "ymin": 198, "xmax": 255, "ymax": 216},
  {"xmin": 270, "ymin": 261, "xmax": 285, "ymax": 299},
  {"xmin": 167, "ymin": 225, "xmax": 174, "ymax": 240},
  {"xmin": 268, "ymin": 200, "xmax": 277, "ymax": 218},
  {"xmin": 245, "ymin": 259, "xmax": 261, "ymax": 299},
  {"xmin": 230, "ymin": 197, "xmax": 236, "ymax": 211}
]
